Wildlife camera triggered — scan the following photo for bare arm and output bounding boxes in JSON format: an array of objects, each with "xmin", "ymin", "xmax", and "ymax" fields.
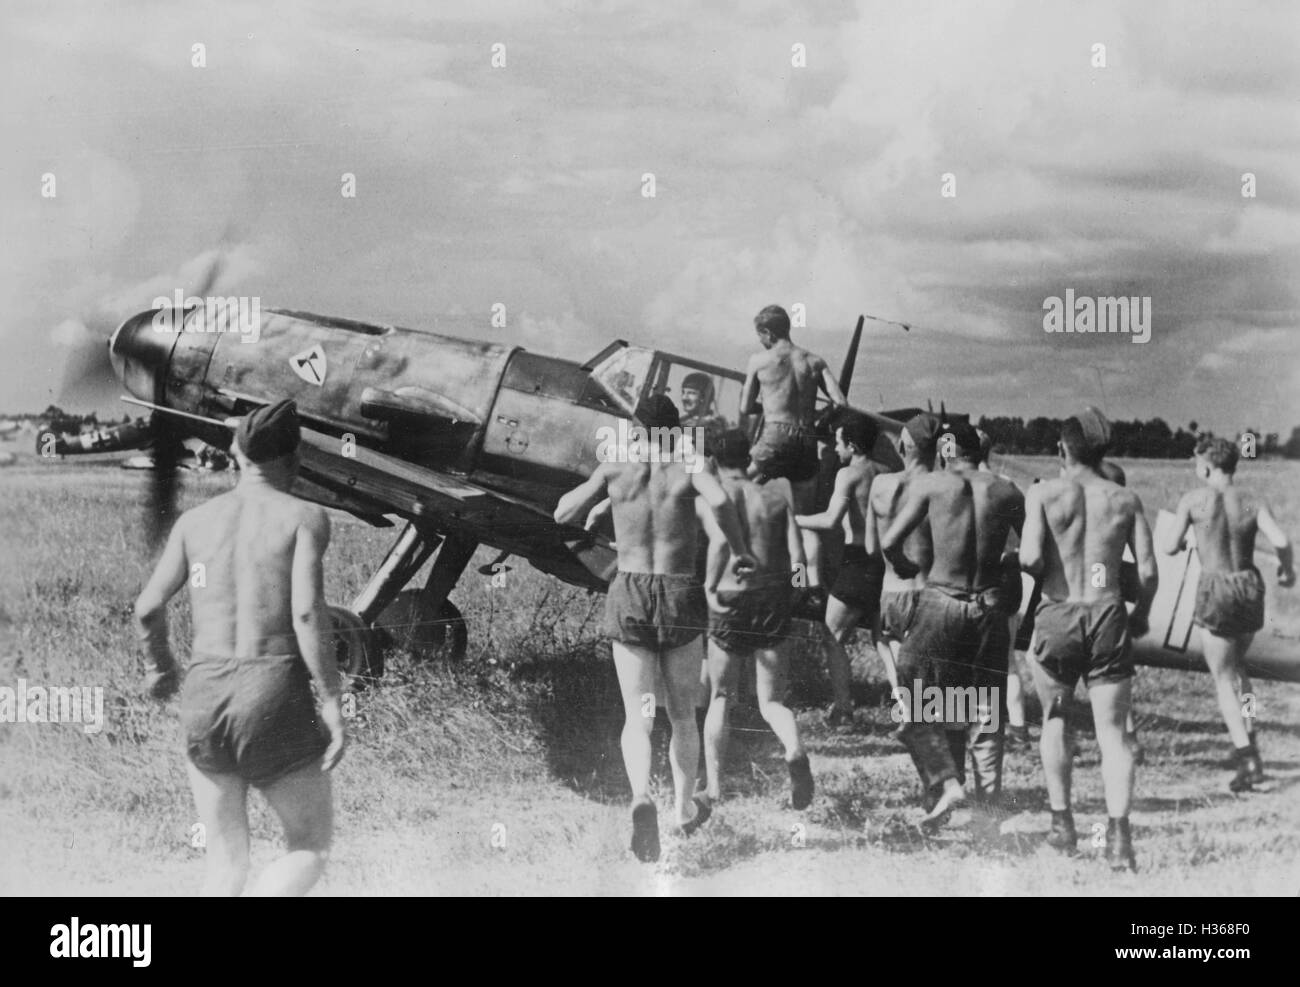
[
  {"xmin": 555, "ymin": 464, "xmax": 611, "ymax": 526},
  {"xmin": 134, "ymin": 517, "xmax": 190, "ymax": 697},
  {"xmin": 1007, "ymin": 486, "xmax": 1026, "ymax": 539},
  {"xmin": 584, "ymin": 497, "xmax": 612, "ymax": 531},
  {"xmin": 740, "ymin": 356, "xmax": 761, "ymax": 415},
  {"xmin": 1127, "ymin": 495, "xmax": 1159, "ymax": 633},
  {"xmin": 818, "ymin": 361, "xmax": 847, "ymax": 406},
  {"xmin": 1160, "ymin": 492, "xmax": 1194, "ymax": 555},
  {"xmin": 698, "ymin": 500, "xmax": 728, "ymax": 607},
  {"xmin": 1257, "ymin": 502, "xmax": 1295, "ymax": 586},
  {"xmin": 691, "ymin": 468, "xmax": 754, "ymax": 568},
  {"xmin": 881, "ymin": 484, "xmax": 929, "ymax": 577},
  {"xmin": 1019, "ymin": 484, "xmax": 1046, "ymax": 577},
  {"xmin": 292, "ymin": 508, "xmax": 337, "ymax": 694},
  {"xmin": 293, "ymin": 507, "xmax": 346, "ymax": 769},
  {"xmin": 797, "ymin": 468, "xmax": 851, "ymax": 531}
]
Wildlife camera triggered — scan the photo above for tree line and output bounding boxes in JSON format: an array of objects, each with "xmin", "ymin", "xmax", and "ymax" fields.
[{"xmin": 976, "ymin": 416, "xmax": 1300, "ymax": 459}]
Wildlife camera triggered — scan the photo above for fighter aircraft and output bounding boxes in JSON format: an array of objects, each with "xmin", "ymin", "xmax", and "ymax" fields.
[{"xmin": 70, "ymin": 296, "xmax": 1295, "ymax": 684}]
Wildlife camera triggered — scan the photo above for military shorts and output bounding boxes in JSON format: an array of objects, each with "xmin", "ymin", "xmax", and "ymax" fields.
[
  {"xmin": 750, "ymin": 421, "xmax": 820, "ymax": 483},
  {"xmin": 1194, "ymin": 567, "xmax": 1265, "ymax": 639},
  {"xmin": 708, "ymin": 579, "xmax": 794, "ymax": 653},
  {"xmin": 1031, "ymin": 598, "xmax": 1132, "ymax": 689},
  {"xmin": 181, "ymin": 651, "xmax": 329, "ymax": 786},
  {"xmin": 896, "ymin": 583, "xmax": 1010, "ymax": 693},
  {"xmin": 604, "ymin": 571, "xmax": 708, "ymax": 651},
  {"xmin": 879, "ymin": 589, "xmax": 921, "ymax": 641},
  {"xmin": 829, "ymin": 544, "xmax": 886, "ymax": 617}
]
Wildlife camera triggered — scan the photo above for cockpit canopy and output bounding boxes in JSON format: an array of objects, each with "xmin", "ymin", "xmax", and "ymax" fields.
[{"xmin": 588, "ymin": 343, "xmax": 747, "ymax": 433}]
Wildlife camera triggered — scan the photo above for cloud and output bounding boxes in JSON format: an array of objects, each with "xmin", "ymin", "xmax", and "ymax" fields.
[{"xmin": 1, "ymin": 0, "xmax": 1296, "ymax": 435}]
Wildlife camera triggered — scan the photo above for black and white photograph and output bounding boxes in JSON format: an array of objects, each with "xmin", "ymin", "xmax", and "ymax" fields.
[{"xmin": 1, "ymin": 0, "xmax": 1297, "ymax": 912}]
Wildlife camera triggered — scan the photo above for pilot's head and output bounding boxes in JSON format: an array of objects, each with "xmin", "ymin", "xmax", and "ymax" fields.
[
  {"xmin": 834, "ymin": 411, "xmax": 877, "ymax": 464},
  {"xmin": 232, "ymin": 398, "xmax": 301, "ymax": 476},
  {"xmin": 754, "ymin": 305, "xmax": 791, "ymax": 349},
  {"xmin": 680, "ymin": 372, "xmax": 714, "ymax": 417}
]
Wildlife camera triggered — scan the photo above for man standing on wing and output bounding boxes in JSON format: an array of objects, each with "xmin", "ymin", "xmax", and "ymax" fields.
[{"xmin": 742, "ymin": 304, "xmax": 847, "ymax": 609}]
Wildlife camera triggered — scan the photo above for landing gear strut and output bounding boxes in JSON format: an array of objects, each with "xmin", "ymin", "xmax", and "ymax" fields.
[{"xmin": 339, "ymin": 522, "xmax": 477, "ymax": 675}]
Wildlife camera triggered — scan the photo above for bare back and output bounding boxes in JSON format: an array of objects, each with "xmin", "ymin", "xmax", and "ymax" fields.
[
  {"xmin": 605, "ymin": 459, "xmax": 701, "ymax": 574},
  {"xmin": 841, "ymin": 460, "xmax": 880, "ymax": 547},
  {"xmin": 1033, "ymin": 475, "xmax": 1139, "ymax": 603},
  {"xmin": 712, "ymin": 474, "xmax": 795, "ymax": 594},
  {"xmin": 749, "ymin": 341, "xmax": 826, "ymax": 426},
  {"xmin": 1180, "ymin": 485, "xmax": 1259, "ymax": 574},
  {"xmin": 908, "ymin": 467, "xmax": 1023, "ymax": 591},
  {"xmin": 181, "ymin": 485, "xmax": 325, "ymax": 657},
  {"xmin": 870, "ymin": 469, "xmax": 933, "ymax": 593}
]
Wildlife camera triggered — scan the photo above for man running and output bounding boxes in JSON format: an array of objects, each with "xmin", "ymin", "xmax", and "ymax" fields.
[
  {"xmin": 882, "ymin": 421, "xmax": 1024, "ymax": 824},
  {"xmin": 136, "ymin": 399, "xmax": 345, "ymax": 896},
  {"xmin": 866, "ymin": 414, "xmax": 941, "ymax": 694},
  {"xmin": 1161, "ymin": 434, "xmax": 1295, "ymax": 791},
  {"xmin": 797, "ymin": 411, "xmax": 885, "ymax": 724},
  {"xmin": 698, "ymin": 430, "xmax": 813, "ymax": 810},
  {"xmin": 975, "ymin": 427, "xmax": 1031, "ymax": 751},
  {"xmin": 555, "ymin": 395, "xmax": 755, "ymax": 862},
  {"xmin": 1020, "ymin": 411, "xmax": 1157, "ymax": 871},
  {"xmin": 742, "ymin": 304, "xmax": 847, "ymax": 605}
]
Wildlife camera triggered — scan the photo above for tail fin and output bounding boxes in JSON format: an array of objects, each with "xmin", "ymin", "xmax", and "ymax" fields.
[{"xmin": 838, "ymin": 315, "xmax": 864, "ymax": 398}]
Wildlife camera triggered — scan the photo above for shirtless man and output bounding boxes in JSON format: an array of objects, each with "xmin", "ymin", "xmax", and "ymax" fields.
[
  {"xmin": 1020, "ymin": 411, "xmax": 1157, "ymax": 871},
  {"xmin": 975, "ymin": 428, "xmax": 1031, "ymax": 751},
  {"xmin": 135, "ymin": 399, "xmax": 345, "ymax": 896},
  {"xmin": 866, "ymin": 414, "xmax": 941, "ymax": 694},
  {"xmin": 882, "ymin": 422, "xmax": 1024, "ymax": 824},
  {"xmin": 698, "ymin": 430, "xmax": 813, "ymax": 810},
  {"xmin": 742, "ymin": 304, "xmax": 847, "ymax": 603},
  {"xmin": 555, "ymin": 395, "xmax": 755, "ymax": 862},
  {"xmin": 796, "ymin": 412, "xmax": 884, "ymax": 724},
  {"xmin": 1161, "ymin": 434, "xmax": 1295, "ymax": 792}
]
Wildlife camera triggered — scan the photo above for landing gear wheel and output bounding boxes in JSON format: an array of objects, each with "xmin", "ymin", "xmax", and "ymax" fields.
[
  {"xmin": 376, "ymin": 590, "xmax": 469, "ymax": 662},
  {"xmin": 327, "ymin": 606, "xmax": 383, "ymax": 681}
]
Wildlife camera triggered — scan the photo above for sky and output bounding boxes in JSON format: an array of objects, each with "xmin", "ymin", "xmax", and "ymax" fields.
[{"xmin": 2, "ymin": 0, "xmax": 1297, "ymax": 434}]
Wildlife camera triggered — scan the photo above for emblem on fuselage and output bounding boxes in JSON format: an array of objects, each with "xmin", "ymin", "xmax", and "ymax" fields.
[{"xmin": 290, "ymin": 344, "xmax": 328, "ymax": 386}]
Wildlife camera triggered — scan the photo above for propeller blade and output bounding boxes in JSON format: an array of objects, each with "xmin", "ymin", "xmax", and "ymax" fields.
[{"xmin": 143, "ymin": 413, "xmax": 184, "ymax": 549}]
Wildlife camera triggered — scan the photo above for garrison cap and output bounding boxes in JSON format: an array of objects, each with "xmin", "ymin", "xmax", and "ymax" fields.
[
  {"xmin": 1078, "ymin": 405, "xmax": 1113, "ymax": 453},
  {"xmin": 235, "ymin": 399, "xmax": 301, "ymax": 463}
]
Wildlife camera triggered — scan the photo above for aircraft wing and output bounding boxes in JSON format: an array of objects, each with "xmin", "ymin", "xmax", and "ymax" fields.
[{"xmin": 295, "ymin": 426, "xmax": 616, "ymax": 591}]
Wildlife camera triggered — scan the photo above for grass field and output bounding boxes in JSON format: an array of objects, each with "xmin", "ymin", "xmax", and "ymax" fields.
[{"xmin": 1, "ymin": 451, "xmax": 1298, "ymax": 895}]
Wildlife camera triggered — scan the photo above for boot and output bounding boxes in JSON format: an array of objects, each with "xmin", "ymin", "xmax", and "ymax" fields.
[
  {"xmin": 1104, "ymin": 817, "xmax": 1137, "ymax": 872},
  {"xmin": 1046, "ymin": 809, "xmax": 1077, "ymax": 853},
  {"xmin": 1229, "ymin": 743, "xmax": 1264, "ymax": 792}
]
